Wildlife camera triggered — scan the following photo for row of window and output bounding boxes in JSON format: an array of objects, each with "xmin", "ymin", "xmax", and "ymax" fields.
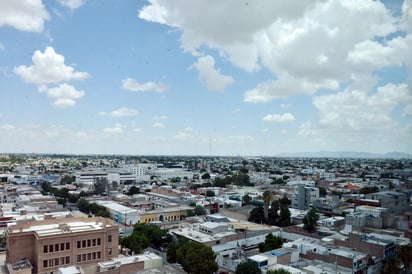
[
  {"xmin": 43, "ymin": 243, "xmax": 70, "ymax": 253},
  {"xmin": 76, "ymin": 251, "xmax": 101, "ymax": 262},
  {"xmin": 43, "ymin": 256, "xmax": 70, "ymax": 268},
  {"xmin": 77, "ymin": 238, "xmax": 101, "ymax": 249}
]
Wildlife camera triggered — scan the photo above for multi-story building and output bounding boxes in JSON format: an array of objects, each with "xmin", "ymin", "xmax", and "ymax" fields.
[
  {"xmin": 6, "ymin": 216, "xmax": 119, "ymax": 274},
  {"xmin": 291, "ymin": 185, "xmax": 319, "ymax": 210},
  {"xmin": 365, "ymin": 191, "xmax": 410, "ymax": 214}
]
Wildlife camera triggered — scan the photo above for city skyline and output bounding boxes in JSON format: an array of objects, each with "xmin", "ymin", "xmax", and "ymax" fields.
[{"xmin": 0, "ymin": 0, "xmax": 411, "ymax": 156}]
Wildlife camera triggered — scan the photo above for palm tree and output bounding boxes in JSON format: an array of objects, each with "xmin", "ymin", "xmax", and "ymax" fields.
[{"xmin": 262, "ymin": 190, "xmax": 273, "ymax": 223}]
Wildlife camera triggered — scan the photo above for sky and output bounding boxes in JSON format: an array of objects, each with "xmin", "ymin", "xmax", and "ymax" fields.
[{"xmin": 0, "ymin": 0, "xmax": 411, "ymax": 156}]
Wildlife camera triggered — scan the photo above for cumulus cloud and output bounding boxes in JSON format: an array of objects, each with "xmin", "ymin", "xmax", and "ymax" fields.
[
  {"xmin": 99, "ymin": 107, "xmax": 138, "ymax": 117},
  {"xmin": 298, "ymin": 121, "xmax": 317, "ymax": 136},
  {"xmin": 313, "ymin": 83, "xmax": 411, "ymax": 131},
  {"xmin": 14, "ymin": 47, "xmax": 89, "ymax": 85},
  {"xmin": 192, "ymin": 55, "xmax": 234, "ymax": 91},
  {"xmin": 139, "ymin": 0, "xmax": 407, "ymax": 102},
  {"xmin": 263, "ymin": 113, "xmax": 295, "ymax": 122},
  {"xmin": 103, "ymin": 126, "xmax": 124, "ymax": 134},
  {"xmin": 122, "ymin": 78, "xmax": 168, "ymax": 93},
  {"xmin": 58, "ymin": 0, "xmax": 85, "ymax": 10},
  {"xmin": 45, "ymin": 83, "xmax": 85, "ymax": 107},
  {"xmin": 154, "ymin": 115, "xmax": 168, "ymax": 120},
  {"xmin": 0, "ymin": 0, "xmax": 50, "ymax": 32},
  {"xmin": 152, "ymin": 122, "xmax": 165, "ymax": 128},
  {"xmin": 0, "ymin": 124, "xmax": 16, "ymax": 131}
]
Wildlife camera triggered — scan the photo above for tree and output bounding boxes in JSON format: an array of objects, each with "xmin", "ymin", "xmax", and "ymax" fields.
[
  {"xmin": 235, "ymin": 261, "xmax": 261, "ymax": 274},
  {"xmin": 266, "ymin": 269, "xmax": 291, "ymax": 274},
  {"xmin": 194, "ymin": 205, "xmax": 207, "ymax": 216},
  {"xmin": 201, "ymin": 173, "xmax": 211, "ymax": 180},
  {"xmin": 133, "ymin": 224, "xmax": 170, "ymax": 248},
  {"xmin": 381, "ymin": 256, "xmax": 402, "ymax": 274},
  {"xmin": 248, "ymin": 206, "xmax": 265, "ymax": 224},
  {"xmin": 120, "ymin": 233, "xmax": 150, "ymax": 254},
  {"xmin": 166, "ymin": 241, "xmax": 178, "ymax": 263},
  {"xmin": 279, "ymin": 194, "xmax": 290, "ymax": 205},
  {"xmin": 278, "ymin": 204, "xmax": 291, "ymax": 227},
  {"xmin": 94, "ymin": 177, "xmax": 108, "ymax": 195},
  {"xmin": 176, "ymin": 241, "xmax": 218, "ymax": 274},
  {"xmin": 303, "ymin": 207, "xmax": 319, "ymax": 233},
  {"xmin": 262, "ymin": 190, "xmax": 273, "ymax": 222},
  {"xmin": 359, "ymin": 186, "xmax": 379, "ymax": 194},
  {"xmin": 127, "ymin": 185, "xmax": 140, "ymax": 195},
  {"xmin": 206, "ymin": 190, "xmax": 215, "ymax": 197},
  {"xmin": 242, "ymin": 194, "xmax": 251, "ymax": 206},
  {"xmin": 60, "ymin": 175, "xmax": 75, "ymax": 185},
  {"xmin": 318, "ymin": 187, "xmax": 327, "ymax": 196},
  {"xmin": 258, "ymin": 233, "xmax": 283, "ymax": 252}
]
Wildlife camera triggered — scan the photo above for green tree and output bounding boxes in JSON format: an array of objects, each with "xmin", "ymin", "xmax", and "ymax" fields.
[
  {"xmin": 242, "ymin": 194, "xmax": 251, "ymax": 206},
  {"xmin": 380, "ymin": 256, "xmax": 402, "ymax": 274},
  {"xmin": 60, "ymin": 175, "xmax": 75, "ymax": 185},
  {"xmin": 258, "ymin": 233, "xmax": 283, "ymax": 252},
  {"xmin": 266, "ymin": 269, "xmax": 291, "ymax": 274},
  {"xmin": 262, "ymin": 190, "xmax": 273, "ymax": 222},
  {"xmin": 318, "ymin": 187, "xmax": 327, "ymax": 196},
  {"xmin": 176, "ymin": 241, "xmax": 218, "ymax": 274},
  {"xmin": 235, "ymin": 261, "xmax": 261, "ymax": 274},
  {"xmin": 133, "ymin": 224, "xmax": 170, "ymax": 248},
  {"xmin": 127, "ymin": 185, "xmax": 140, "ymax": 195},
  {"xmin": 279, "ymin": 194, "xmax": 290, "ymax": 205},
  {"xmin": 201, "ymin": 173, "xmax": 211, "ymax": 180},
  {"xmin": 120, "ymin": 233, "xmax": 150, "ymax": 254},
  {"xmin": 303, "ymin": 207, "xmax": 319, "ymax": 233},
  {"xmin": 94, "ymin": 177, "xmax": 108, "ymax": 195},
  {"xmin": 279, "ymin": 204, "xmax": 291, "ymax": 227},
  {"xmin": 166, "ymin": 241, "xmax": 178, "ymax": 263},
  {"xmin": 206, "ymin": 190, "xmax": 215, "ymax": 197},
  {"xmin": 194, "ymin": 205, "xmax": 207, "ymax": 216},
  {"xmin": 248, "ymin": 206, "xmax": 265, "ymax": 224}
]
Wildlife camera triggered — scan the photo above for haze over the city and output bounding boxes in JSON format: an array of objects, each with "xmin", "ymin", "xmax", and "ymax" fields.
[{"xmin": 0, "ymin": 0, "xmax": 411, "ymax": 156}]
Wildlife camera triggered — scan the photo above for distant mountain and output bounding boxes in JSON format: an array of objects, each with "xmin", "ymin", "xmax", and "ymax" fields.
[{"xmin": 275, "ymin": 151, "xmax": 412, "ymax": 159}]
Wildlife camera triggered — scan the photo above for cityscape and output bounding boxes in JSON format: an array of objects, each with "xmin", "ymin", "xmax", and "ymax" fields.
[{"xmin": 1, "ymin": 0, "xmax": 412, "ymax": 274}]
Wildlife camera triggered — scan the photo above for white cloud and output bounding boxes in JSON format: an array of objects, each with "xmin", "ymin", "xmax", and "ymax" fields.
[
  {"xmin": 263, "ymin": 113, "xmax": 295, "ymax": 122},
  {"xmin": 0, "ymin": 124, "xmax": 16, "ymax": 131},
  {"xmin": 154, "ymin": 115, "xmax": 168, "ymax": 120},
  {"xmin": 152, "ymin": 122, "xmax": 165, "ymax": 128},
  {"xmin": 58, "ymin": 0, "xmax": 85, "ymax": 10},
  {"xmin": 280, "ymin": 104, "xmax": 292, "ymax": 109},
  {"xmin": 14, "ymin": 47, "xmax": 89, "ymax": 85},
  {"xmin": 103, "ymin": 127, "xmax": 124, "ymax": 134},
  {"xmin": 313, "ymin": 83, "xmax": 411, "ymax": 131},
  {"xmin": 139, "ymin": 0, "xmax": 404, "ymax": 102},
  {"xmin": 45, "ymin": 83, "xmax": 85, "ymax": 107},
  {"xmin": 0, "ymin": 43, "xmax": 4, "ymax": 51},
  {"xmin": 298, "ymin": 121, "xmax": 317, "ymax": 136},
  {"xmin": 175, "ymin": 132, "xmax": 189, "ymax": 139},
  {"xmin": 192, "ymin": 55, "xmax": 234, "ymax": 91},
  {"xmin": 0, "ymin": 0, "xmax": 50, "ymax": 32},
  {"xmin": 100, "ymin": 107, "xmax": 138, "ymax": 117},
  {"xmin": 122, "ymin": 78, "xmax": 168, "ymax": 93},
  {"xmin": 261, "ymin": 128, "xmax": 269, "ymax": 133},
  {"xmin": 132, "ymin": 128, "xmax": 141, "ymax": 133}
]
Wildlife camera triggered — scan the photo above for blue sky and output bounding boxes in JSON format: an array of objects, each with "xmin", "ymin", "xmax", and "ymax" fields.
[{"xmin": 0, "ymin": 0, "xmax": 411, "ymax": 156}]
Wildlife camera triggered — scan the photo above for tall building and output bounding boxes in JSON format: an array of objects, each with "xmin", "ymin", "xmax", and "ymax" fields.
[
  {"xmin": 291, "ymin": 185, "xmax": 319, "ymax": 210},
  {"xmin": 6, "ymin": 216, "xmax": 119, "ymax": 274}
]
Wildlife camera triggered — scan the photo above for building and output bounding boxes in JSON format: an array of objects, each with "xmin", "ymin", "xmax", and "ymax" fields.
[
  {"xmin": 365, "ymin": 191, "xmax": 410, "ymax": 214},
  {"xmin": 6, "ymin": 216, "xmax": 119, "ymax": 274},
  {"xmin": 291, "ymin": 185, "xmax": 319, "ymax": 210}
]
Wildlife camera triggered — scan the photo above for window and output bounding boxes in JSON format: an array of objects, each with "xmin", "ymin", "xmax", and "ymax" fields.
[
  {"xmin": 97, "ymin": 238, "xmax": 101, "ymax": 246},
  {"xmin": 60, "ymin": 243, "xmax": 64, "ymax": 251},
  {"xmin": 77, "ymin": 241, "xmax": 81, "ymax": 248},
  {"xmin": 108, "ymin": 248, "xmax": 112, "ymax": 255},
  {"xmin": 82, "ymin": 240, "xmax": 86, "ymax": 248},
  {"xmin": 55, "ymin": 244, "xmax": 59, "ymax": 252},
  {"xmin": 43, "ymin": 260, "xmax": 48, "ymax": 268},
  {"xmin": 55, "ymin": 258, "xmax": 59, "ymax": 266},
  {"xmin": 82, "ymin": 254, "xmax": 86, "ymax": 261},
  {"xmin": 97, "ymin": 252, "xmax": 101, "ymax": 259},
  {"xmin": 77, "ymin": 255, "xmax": 81, "ymax": 262},
  {"xmin": 66, "ymin": 256, "xmax": 70, "ymax": 264},
  {"xmin": 66, "ymin": 242, "xmax": 70, "ymax": 250},
  {"xmin": 92, "ymin": 239, "xmax": 96, "ymax": 246},
  {"xmin": 87, "ymin": 239, "xmax": 91, "ymax": 247},
  {"xmin": 44, "ymin": 245, "xmax": 48, "ymax": 253},
  {"xmin": 49, "ymin": 245, "xmax": 54, "ymax": 252},
  {"xmin": 108, "ymin": 235, "xmax": 112, "ymax": 242},
  {"xmin": 60, "ymin": 257, "xmax": 65, "ymax": 265},
  {"xmin": 92, "ymin": 252, "xmax": 96, "ymax": 260}
]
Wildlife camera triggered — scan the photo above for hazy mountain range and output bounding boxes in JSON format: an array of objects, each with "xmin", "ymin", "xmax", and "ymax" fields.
[{"xmin": 275, "ymin": 151, "xmax": 412, "ymax": 159}]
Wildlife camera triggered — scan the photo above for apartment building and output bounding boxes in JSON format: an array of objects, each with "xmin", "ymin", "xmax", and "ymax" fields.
[{"xmin": 6, "ymin": 216, "xmax": 119, "ymax": 274}]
